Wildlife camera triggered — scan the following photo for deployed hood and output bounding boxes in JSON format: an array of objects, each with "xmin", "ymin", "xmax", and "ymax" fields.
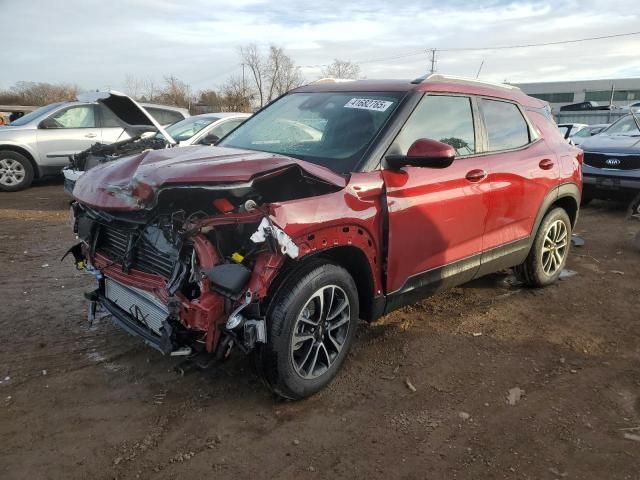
[
  {"xmin": 72, "ymin": 145, "xmax": 347, "ymax": 211},
  {"xmin": 580, "ymin": 133, "xmax": 640, "ymax": 154},
  {"xmin": 76, "ymin": 90, "xmax": 176, "ymax": 144}
]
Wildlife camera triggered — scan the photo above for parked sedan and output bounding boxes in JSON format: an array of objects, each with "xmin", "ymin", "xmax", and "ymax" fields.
[{"xmin": 0, "ymin": 94, "xmax": 185, "ymax": 191}]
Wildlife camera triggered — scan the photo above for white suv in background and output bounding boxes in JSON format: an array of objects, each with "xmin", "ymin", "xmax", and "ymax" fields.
[{"xmin": 0, "ymin": 95, "xmax": 188, "ymax": 191}]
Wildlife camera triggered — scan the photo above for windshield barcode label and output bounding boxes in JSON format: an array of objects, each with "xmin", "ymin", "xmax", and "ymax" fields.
[{"xmin": 344, "ymin": 98, "xmax": 393, "ymax": 112}]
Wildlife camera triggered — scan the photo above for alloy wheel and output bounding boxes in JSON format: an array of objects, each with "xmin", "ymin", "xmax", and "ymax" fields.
[
  {"xmin": 541, "ymin": 219, "xmax": 568, "ymax": 275},
  {"xmin": 290, "ymin": 285, "xmax": 351, "ymax": 380},
  {"xmin": 0, "ymin": 158, "xmax": 26, "ymax": 187}
]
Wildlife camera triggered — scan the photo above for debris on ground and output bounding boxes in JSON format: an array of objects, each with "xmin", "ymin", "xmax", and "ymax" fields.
[
  {"xmin": 559, "ymin": 269, "xmax": 578, "ymax": 280},
  {"xmin": 459, "ymin": 412, "xmax": 471, "ymax": 420},
  {"xmin": 624, "ymin": 433, "xmax": 640, "ymax": 442},
  {"xmin": 472, "ymin": 332, "xmax": 483, "ymax": 337},
  {"xmin": 571, "ymin": 235, "xmax": 585, "ymax": 247},
  {"xmin": 506, "ymin": 387, "xmax": 524, "ymax": 405},
  {"xmin": 609, "ymin": 270, "xmax": 625, "ymax": 275},
  {"xmin": 405, "ymin": 378, "xmax": 417, "ymax": 393}
]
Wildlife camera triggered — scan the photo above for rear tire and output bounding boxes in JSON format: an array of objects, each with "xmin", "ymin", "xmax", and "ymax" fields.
[
  {"xmin": 0, "ymin": 151, "xmax": 34, "ymax": 191},
  {"xmin": 255, "ymin": 262, "xmax": 358, "ymax": 400},
  {"xmin": 515, "ymin": 207, "xmax": 571, "ymax": 287}
]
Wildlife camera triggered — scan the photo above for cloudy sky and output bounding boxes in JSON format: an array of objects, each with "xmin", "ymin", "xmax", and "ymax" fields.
[{"xmin": 1, "ymin": 0, "xmax": 639, "ymax": 93}]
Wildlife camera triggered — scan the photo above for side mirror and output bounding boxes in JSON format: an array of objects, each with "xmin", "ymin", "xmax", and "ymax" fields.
[
  {"xmin": 385, "ymin": 138, "xmax": 456, "ymax": 169},
  {"xmin": 199, "ymin": 133, "xmax": 220, "ymax": 146}
]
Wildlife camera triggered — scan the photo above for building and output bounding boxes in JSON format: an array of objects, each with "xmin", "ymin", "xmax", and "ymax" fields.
[{"xmin": 512, "ymin": 78, "xmax": 640, "ymax": 113}]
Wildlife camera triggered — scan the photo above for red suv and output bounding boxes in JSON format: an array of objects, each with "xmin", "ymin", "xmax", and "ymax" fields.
[{"xmin": 68, "ymin": 75, "xmax": 583, "ymax": 399}]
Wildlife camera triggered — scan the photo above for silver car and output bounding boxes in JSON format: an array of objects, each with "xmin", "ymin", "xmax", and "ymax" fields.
[{"xmin": 0, "ymin": 97, "xmax": 188, "ymax": 191}]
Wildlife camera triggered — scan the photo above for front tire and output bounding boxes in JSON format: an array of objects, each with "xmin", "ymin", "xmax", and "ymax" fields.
[
  {"xmin": 516, "ymin": 207, "xmax": 571, "ymax": 287},
  {"xmin": 0, "ymin": 151, "xmax": 34, "ymax": 191},
  {"xmin": 256, "ymin": 262, "xmax": 358, "ymax": 400}
]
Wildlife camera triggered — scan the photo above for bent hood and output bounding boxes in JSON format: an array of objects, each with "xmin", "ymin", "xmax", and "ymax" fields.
[{"xmin": 72, "ymin": 145, "xmax": 347, "ymax": 210}]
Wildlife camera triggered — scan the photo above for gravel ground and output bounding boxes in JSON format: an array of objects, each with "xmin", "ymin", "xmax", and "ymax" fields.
[{"xmin": 1, "ymin": 178, "xmax": 639, "ymax": 480}]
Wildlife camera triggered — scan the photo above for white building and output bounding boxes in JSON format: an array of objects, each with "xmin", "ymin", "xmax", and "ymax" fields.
[{"xmin": 512, "ymin": 78, "xmax": 640, "ymax": 113}]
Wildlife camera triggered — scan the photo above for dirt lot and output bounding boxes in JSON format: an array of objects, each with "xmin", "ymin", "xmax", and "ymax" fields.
[{"xmin": 1, "ymin": 179, "xmax": 639, "ymax": 480}]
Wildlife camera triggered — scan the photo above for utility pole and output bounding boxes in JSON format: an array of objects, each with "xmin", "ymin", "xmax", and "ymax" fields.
[
  {"xmin": 429, "ymin": 49, "xmax": 437, "ymax": 74},
  {"xmin": 241, "ymin": 63, "xmax": 246, "ymax": 96}
]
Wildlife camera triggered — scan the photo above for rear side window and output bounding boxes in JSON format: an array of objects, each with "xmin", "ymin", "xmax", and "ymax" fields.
[
  {"xmin": 480, "ymin": 99, "xmax": 530, "ymax": 151},
  {"xmin": 146, "ymin": 107, "xmax": 185, "ymax": 126},
  {"xmin": 391, "ymin": 95, "xmax": 476, "ymax": 156}
]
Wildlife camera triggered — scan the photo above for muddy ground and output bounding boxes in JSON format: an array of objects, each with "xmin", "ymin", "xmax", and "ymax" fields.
[{"xmin": 1, "ymin": 178, "xmax": 639, "ymax": 480}]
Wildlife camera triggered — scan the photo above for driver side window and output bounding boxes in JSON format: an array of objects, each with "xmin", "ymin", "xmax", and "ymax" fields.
[
  {"xmin": 390, "ymin": 95, "xmax": 476, "ymax": 156},
  {"xmin": 46, "ymin": 105, "xmax": 96, "ymax": 129}
]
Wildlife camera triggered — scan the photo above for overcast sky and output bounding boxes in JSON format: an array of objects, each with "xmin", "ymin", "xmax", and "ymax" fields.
[{"xmin": 1, "ymin": 0, "xmax": 639, "ymax": 93}]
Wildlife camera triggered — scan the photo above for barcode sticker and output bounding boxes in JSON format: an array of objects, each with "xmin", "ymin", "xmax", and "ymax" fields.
[{"xmin": 344, "ymin": 98, "xmax": 393, "ymax": 112}]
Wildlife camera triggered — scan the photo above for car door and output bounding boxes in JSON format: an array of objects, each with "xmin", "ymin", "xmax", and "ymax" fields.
[
  {"xmin": 478, "ymin": 98, "xmax": 560, "ymax": 266},
  {"xmin": 382, "ymin": 94, "xmax": 490, "ymax": 296},
  {"xmin": 35, "ymin": 104, "xmax": 101, "ymax": 168}
]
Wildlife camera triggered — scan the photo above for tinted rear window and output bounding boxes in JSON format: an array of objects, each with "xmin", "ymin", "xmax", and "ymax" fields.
[{"xmin": 481, "ymin": 99, "xmax": 530, "ymax": 151}]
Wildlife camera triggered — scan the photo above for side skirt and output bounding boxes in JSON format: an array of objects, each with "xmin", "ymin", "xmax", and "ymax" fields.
[{"xmin": 379, "ymin": 237, "xmax": 531, "ymax": 318}]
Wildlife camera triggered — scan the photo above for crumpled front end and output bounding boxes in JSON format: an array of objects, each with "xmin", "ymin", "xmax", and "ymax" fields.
[{"xmin": 67, "ymin": 162, "xmax": 344, "ymax": 358}]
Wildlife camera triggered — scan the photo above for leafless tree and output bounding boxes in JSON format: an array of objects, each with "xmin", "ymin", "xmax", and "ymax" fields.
[
  {"xmin": 240, "ymin": 44, "xmax": 265, "ymax": 108},
  {"xmin": 321, "ymin": 59, "xmax": 361, "ymax": 79},
  {"xmin": 123, "ymin": 74, "xmax": 144, "ymax": 99},
  {"xmin": 220, "ymin": 75, "xmax": 252, "ymax": 112},
  {"xmin": 0, "ymin": 81, "xmax": 80, "ymax": 105},
  {"xmin": 240, "ymin": 44, "xmax": 305, "ymax": 108},
  {"xmin": 156, "ymin": 75, "xmax": 192, "ymax": 108},
  {"xmin": 142, "ymin": 78, "xmax": 158, "ymax": 102}
]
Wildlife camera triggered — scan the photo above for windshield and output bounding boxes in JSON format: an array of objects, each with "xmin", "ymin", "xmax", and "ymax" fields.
[
  {"xmin": 219, "ymin": 91, "xmax": 404, "ymax": 174},
  {"xmin": 9, "ymin": 103, "xmax": 63, "ymax": 126},
  {"xmin": 162, "ymin": 115, "xmax": 219, "ymax": 142},
  {"xmin": 603, "ymin": 116, "xmax": 640, "ymax": 136}
]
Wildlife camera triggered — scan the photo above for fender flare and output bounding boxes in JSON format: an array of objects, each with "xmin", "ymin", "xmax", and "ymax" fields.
[{"xmin": 531, "ymin": 182, "xmax": 581, "ymax": 236}]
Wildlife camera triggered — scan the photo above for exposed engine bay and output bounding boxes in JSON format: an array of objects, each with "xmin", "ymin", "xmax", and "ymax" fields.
[
  {"xmin": 69, "ymin": 135, "xmax": 169, "ymax": 172},
  {"xmin": 67, "ymin": 162, "xmax": 343, "ymax": 360}
]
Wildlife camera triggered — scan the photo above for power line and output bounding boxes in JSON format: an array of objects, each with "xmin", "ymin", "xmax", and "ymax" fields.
[{"xmin": 436, "ymin": 30, "xmax": 640, "ymax": 52}]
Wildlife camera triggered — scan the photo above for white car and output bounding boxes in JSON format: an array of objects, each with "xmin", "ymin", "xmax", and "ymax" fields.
[
  {"xmin": 62, "ymin": 93, "xmax": 250, "ymax": 193},
  {"xmin": 0, "ymin": 92, "xmax": 188, "ymax": 191}
]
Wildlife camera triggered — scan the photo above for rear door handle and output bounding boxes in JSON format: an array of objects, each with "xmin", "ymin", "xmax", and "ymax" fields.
[
  {"xmin": 539, "ymin": 158, "xmax": 554, "ymax": 170},
  {"xmin": 465, "ymin": 169, "xmax": 487, "ymax": 182},
  {"xmin": 84, "ymin": 133, "xmax": 97, "ymax": 138}
]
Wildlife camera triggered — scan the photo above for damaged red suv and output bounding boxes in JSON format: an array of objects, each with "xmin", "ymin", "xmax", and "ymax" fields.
[{"xmin": 68, "ymin": 75, "xmax": 582, "ymax": 399}]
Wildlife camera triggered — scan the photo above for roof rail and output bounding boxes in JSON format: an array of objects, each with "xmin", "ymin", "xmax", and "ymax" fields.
[
  {"xmin": 411, "ymin": 73, "xmax": 521, "ymax": 91},
  {"xmin": 311, "ymin": 77, "xmax": 357, "ymax": 84}
]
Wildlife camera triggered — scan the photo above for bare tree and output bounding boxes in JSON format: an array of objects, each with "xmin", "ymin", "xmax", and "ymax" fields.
[
  {"xmin": 156, "ymin": 75, "xmax": 192, "ymax": 108},
  {"xmin": 266, "ymin": 46, "xmax": 304, "ymax": 103},
  {"xmin": 240, "ymin": 44, "xmax": 305, "ymax": 108},
  {"xmin": 0, "ymin": 81, "xmax": 80, "ymax": 105},
  {"xmin": 220, "ymin": 75, "xmax": 252, "ymax": 112},
  {"xmin": 123, "ymin": 74, "xmax": 143, "ymax": 99},
  {"xmin": 240, "ymin": 44, "xmax": 265, "ymax": 108},
  {"xmin": 321, "ymin": 59, "xmax": 361, "ymax": 79},
  {"xmin": 142, "ymin": 78, "xmax": 158, "ymax": 102}
]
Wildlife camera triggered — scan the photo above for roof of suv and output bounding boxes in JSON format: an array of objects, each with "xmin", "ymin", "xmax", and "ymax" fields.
[{"xmin": 294, "ymin": 74, "xmax": 546, "ymax": 109}]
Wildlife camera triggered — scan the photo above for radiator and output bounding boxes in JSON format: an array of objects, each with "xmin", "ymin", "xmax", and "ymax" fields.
[{"xmin": 104, "ymin": 279, "xmax": 169, "ymax": 336}]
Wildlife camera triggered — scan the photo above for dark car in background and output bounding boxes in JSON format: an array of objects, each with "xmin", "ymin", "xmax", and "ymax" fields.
[{"xmin": 580, "ymin": 114, "xmax": 640, "ymax": 203}]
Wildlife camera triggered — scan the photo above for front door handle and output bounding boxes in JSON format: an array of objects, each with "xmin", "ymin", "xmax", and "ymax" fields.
[
  {"xmin": 84, "ymin": 133, "xmax": 97, "ymax": 138},
  {"xmin": 465, "ymin": 169, "xmax": 487, "ymax": 183},
  {"xmin": 539, "ymin": 158, "xmax": 554, "ymax": 170}
]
